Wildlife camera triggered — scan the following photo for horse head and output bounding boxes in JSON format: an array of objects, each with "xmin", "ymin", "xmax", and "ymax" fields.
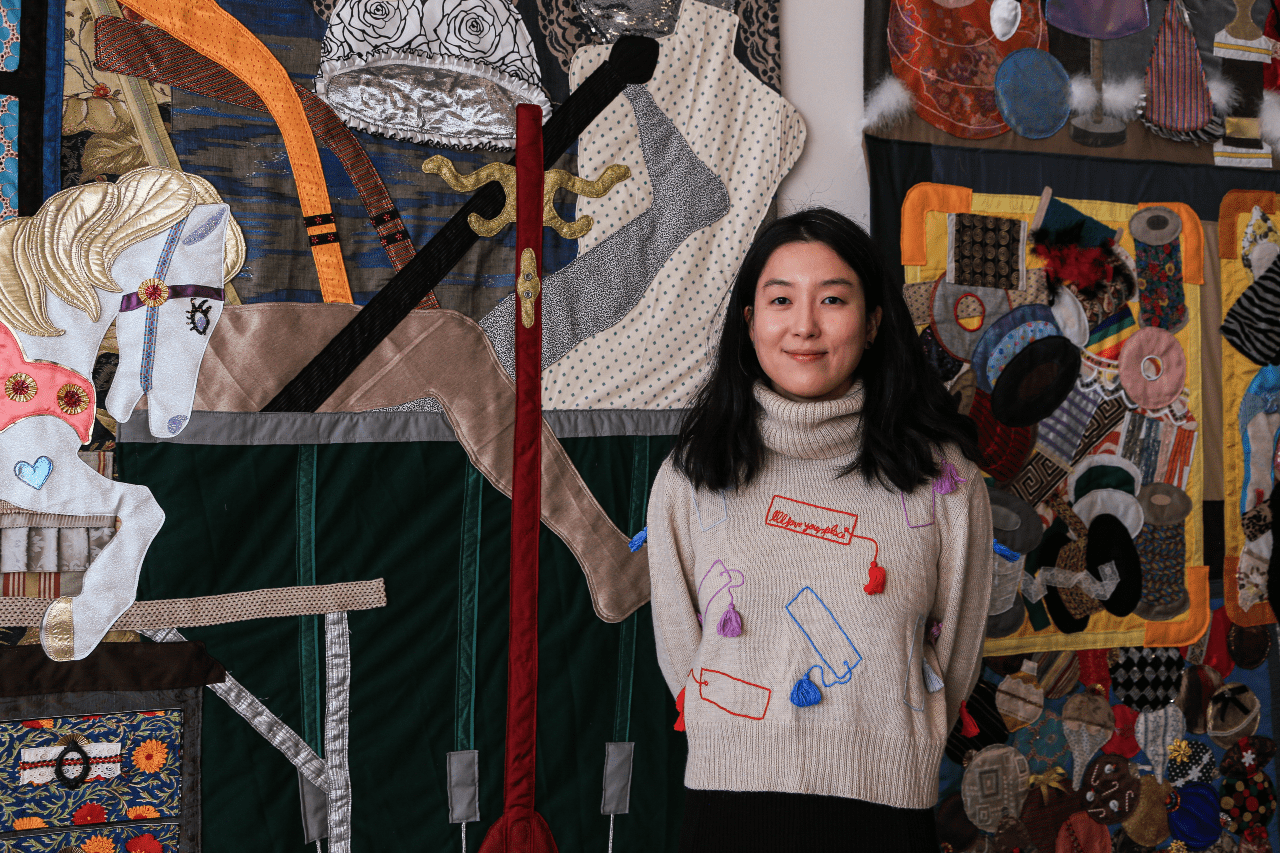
[{"xmin": 104, "ymin": 200, "xmax": 237, "ymax": 437}]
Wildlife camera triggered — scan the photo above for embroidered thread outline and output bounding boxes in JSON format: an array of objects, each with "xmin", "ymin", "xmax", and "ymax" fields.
[
  {"xmin": 691, "ymin": 667, "xmax": 772, "ymax": 720},
  {"xmin": 693, "ymin": 489, "xmax": 729, "ymax": 532},
  {"xmin": 785, "ymin": 586, "xmax": 862, "ymax": 687},
  {"xmin": 765, "ymin": 495, "xmax": 858, "ymax": 545}
]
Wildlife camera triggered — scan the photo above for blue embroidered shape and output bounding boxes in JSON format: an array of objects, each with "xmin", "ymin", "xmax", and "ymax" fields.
[
  {"xmin": 140, "ymin": 221, "xmax": 186, "ymax": 394},
  {"xmin": 181, "ymin": 206, "xmax": 227, "ymax": 245},
  {"xmin": 15, "ymin": 455, "xmax": 53, "ymax": 489},
  {"xmin": 693, "ymin": 489, "xmax": 728, "ymax": 531},
  {"xmin": 790, "ymin": 672, "xmax": 822, "ymax": 707},
  {"xmin": 785, "ymin": 587, "xmax": 861, "ymax": 688},
  {"xmin": 628, "ymin": 527, "xmax": 647, "ymax": 552},
  {"xmin": 993, "ymin": 539, "xmax": 1020, "ymax": 560},
  {"xmin": 167, "ymin": 414, "xmax": 188, "ymax": 435}
]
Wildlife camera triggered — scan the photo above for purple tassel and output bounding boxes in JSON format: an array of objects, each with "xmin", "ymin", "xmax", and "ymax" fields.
[
  {"xmin": 717, "ymin": 604, "xmax": 743, "ymax": 638},
  {"xmin": 933, "ymin": 460, "xmax": 966, "ymax": 495}
]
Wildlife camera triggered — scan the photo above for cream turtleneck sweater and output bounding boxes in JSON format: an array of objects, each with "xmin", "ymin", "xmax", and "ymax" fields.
[{"xmin": 647, "ymin": 382, "xmax": 993, "ymax": 808}]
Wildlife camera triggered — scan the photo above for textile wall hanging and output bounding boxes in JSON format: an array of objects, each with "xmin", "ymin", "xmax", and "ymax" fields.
[
  {"xmin": 900, "ymin": 182, "xmax": 1210, "ymax": 654},
  {"xmin": 1221, "ymin": 190, "xmax": 1280, "ymax": 628},
  {"xmin": 865, "ymin": 0, "xmax": 1280, "ymax": 171}
]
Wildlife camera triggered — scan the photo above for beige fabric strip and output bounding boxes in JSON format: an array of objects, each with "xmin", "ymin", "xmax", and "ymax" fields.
[
  {"xmin": 190, "ymin": 304, "xmax": 650, "ymax": 623},
  {"xmin": 0, "ymin": 579, "xmax": 385, "ymax": 627}
]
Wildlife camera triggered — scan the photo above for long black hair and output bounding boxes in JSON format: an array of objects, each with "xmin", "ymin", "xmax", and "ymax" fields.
[{"xmin": 671, "ymin": 207, "xmax": 979, "ymax": 493}]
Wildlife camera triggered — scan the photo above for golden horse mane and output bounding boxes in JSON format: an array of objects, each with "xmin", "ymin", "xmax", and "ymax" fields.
[{"xmin": 0, "ymin": 167, "xmax": 246, "ymax": 337}]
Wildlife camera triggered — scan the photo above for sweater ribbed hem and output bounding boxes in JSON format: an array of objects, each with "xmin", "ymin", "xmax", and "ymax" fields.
[{"xmin": 684, "ymin": 719, "xmax": 945, "ymax": 809}]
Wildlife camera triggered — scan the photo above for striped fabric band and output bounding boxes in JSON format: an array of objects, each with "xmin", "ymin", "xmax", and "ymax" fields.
[
  {"xmin": 1223, "ymin": 255, "xmax": 1280, "ymax": 365},
  {"xmin": 140, "ymin": 222, "xmax": 185, "ymax": 394},
  {"xmin": 1143, "ymin": 0, "xmax": 1213, "ymax": 133},
  {"xmin": 1035, "ymin": 383, "xmax": 1101, "ymax": 465}
]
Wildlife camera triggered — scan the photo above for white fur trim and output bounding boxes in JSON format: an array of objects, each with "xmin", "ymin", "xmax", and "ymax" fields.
[
  {"xmin": 1069, "ymin": 74, "xmax": 1099, "ymax": 115},
  {"xmin": 861, "ymin": 76, "xmax": 915, "ymax": 132},
  {"xmin": 1101, "ymin": 76, "xmax": 1144, "ymax": 122},
  {"xmin": 1261, "ymin": 90, "xmax": 1280, "ymax": 148},
  {"xmin": 1206, "ymin": 72, "xmax": 1240, "ymax": 115}
]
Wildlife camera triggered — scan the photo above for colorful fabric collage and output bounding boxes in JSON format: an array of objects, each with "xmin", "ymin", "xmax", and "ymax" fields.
[{"xmin": 901, "ymin": 183, "xmax": 1206, "ymax": 654}]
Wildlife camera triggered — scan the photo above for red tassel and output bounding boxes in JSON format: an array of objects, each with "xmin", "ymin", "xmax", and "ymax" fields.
[
  {"xmin": 674, "ymin": 687, "xmax": 686, "ymax": 732},
  {"xmin": 959, "ymin": 700, "xmax": 979, "ymax": 737},
  {"xmin": 864, "ymin": 560, "xmax": 886, "ymax": 595}
]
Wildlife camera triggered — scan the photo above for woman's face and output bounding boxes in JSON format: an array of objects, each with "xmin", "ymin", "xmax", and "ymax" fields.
[{"xmin": 744, "ymin": 240, "xmax": 882, "ymax": 403}]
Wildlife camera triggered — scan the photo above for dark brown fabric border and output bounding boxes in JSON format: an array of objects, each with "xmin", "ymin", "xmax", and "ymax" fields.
[{"xmin": 0, "ymin": 642, "xmax": 226, "ymax": 697}]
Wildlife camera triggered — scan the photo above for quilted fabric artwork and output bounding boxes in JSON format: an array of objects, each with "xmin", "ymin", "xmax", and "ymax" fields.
[
  {"xmin": 887, "ymin": 0, "xmax": 1047, "ymax": 139},
  {"xmin": 539, "ymin": 1, "xmax": 804, "ymax": 411}
]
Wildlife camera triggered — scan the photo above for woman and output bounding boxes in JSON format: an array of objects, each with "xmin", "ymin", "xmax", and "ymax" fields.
[{"xmin": 647, "ymin": 208, "xmax": 993, "ymax": 852}]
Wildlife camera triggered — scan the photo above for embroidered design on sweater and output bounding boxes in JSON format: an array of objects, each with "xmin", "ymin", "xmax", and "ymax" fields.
[
  {"xmin": 693, "ymin": 489, "xmax": 728, "ymax": 531},
  {"xmin": 902, "ymin": 491, "xmax": 936, "ymax": 528},
  {"xmin": 692, "ymin": 668, "xmax": 771, "ymax": 720},
  {"xmin": 766, "ymin": 496, "xmax": 857, "ymax": 545},
  {"xmin": 696, "ymin": 559, "xmax": 745, "ymax": 638},
  {"xmin": 786, "ymin": 586, "xmax": 862, "ymax": 688}
]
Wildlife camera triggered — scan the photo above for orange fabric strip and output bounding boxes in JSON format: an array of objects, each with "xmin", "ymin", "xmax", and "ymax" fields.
[{"xmin": 121, "ymin": 0, "xmax": 354, "ymax": 303}]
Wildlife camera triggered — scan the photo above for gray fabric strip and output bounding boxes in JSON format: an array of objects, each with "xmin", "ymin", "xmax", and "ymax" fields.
[
  {"xmin": 142, "ymin": 627, "xmax": 330, "ymax": 792},
  {"xmin": 323, "ymin": 610, "xmax": 353, "ymax": 853},
  {"xmin": 297, "ymin": 771, "xmax": 329, "ymax": 843},
  {"xmin": 601, "ymin": 741, "xmax": 635, "ymax": 815},
  {"xmin": 446, "ymin": 750, "xmax": 481, "ymax": 823},
  {"xmin": 118, "ymin": 408, "xmax": 685, "ymax": 444}
]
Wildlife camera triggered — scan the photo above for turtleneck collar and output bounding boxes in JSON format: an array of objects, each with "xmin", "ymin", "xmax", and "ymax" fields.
[{"xmin": 754, "ymin": 380, "xmax": 864, "ymax": 460}]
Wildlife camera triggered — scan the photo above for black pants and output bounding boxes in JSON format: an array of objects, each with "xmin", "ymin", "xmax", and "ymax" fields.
[{"xmin": 678, "ymin": 788, "xmax": 938, "ymax": 853}]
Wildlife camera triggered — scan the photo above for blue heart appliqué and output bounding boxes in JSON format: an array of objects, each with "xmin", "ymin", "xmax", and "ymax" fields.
[{"xmin": 15, "ymin": 456, "xmax": 53, "ymax": 489}]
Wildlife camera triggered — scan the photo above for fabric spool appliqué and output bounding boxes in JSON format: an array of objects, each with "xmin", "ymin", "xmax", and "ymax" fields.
[
  {"xmin": 950, "ymin": 213, "xmax": 1025, "ymax": 291},
  {"xmin": 990, "ymin": 335, "xmax": 1081, "ymax": 427},
  {"xmin": 994, "ymin": 48, "xmax": 1070, "ymax": 139},
  {"xmin": 1132, "ymin": 241, "xmax": 1187, "ymax": 334},
  {"xmin": 988, "ymin": 485, "xmax": 1044, "ymax": 554},
  {"xmin": 1044, "ymin": 0, "xmax": 1148, "ymax": 39},
  {"xmin": 1118, "ymin": 326, "xmax": 1187, "ymax": 409},
  {"xmin": 931, "ymin": 279, "xmax": 1013, "ymax": 361},
  {"xmin": 972, "ymin": 304, "xmax": 1060, "ymax": 394}
]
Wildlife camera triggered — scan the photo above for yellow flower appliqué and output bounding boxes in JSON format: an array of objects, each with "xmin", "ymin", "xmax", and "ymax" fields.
[
  {"xmin": 1168, "ymin": 739, "xmax": 1192, "ymax": 763},
  {"xmin": 126, "ymin": 805, "xmax": 161, "ymax": 820},
  {"xmin": 132, "ymin": 739, "xmax": 168, "ymax": 772},
  {"xmin": 13, "ymin": 816, "xmax": 47, "ymax": 830}
]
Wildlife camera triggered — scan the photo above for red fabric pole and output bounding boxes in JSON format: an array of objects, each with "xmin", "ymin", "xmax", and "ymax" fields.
[{"xmin": 480, "ymin": 103, "xmax": 556, "ymax": 853}]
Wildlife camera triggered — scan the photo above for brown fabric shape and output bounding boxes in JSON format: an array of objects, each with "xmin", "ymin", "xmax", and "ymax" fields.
[
  {"xmin": 1022, "ymin": 784, "xmax": 1085, "ymax": 853},
  {"xmin": 0, "ymin": 579, "xmax": 386, "ymax": 628},
  {"xmin": 1228, "ymin": 623, "xmax": 1272, "ymax": 669},
  {"xmin": 1177, "ymin": 664, "xmax": 1226, "ymax": 734},
  {"xmin": 0, "ymin": 641, "xmax": 225, "ymax": 697},
  {"xmin": 1121, "ymin": 776, "xmax": 1173, "ymax": 847},
  {"xmin": 189, "ymin": 303, "xmax": 647, "ymax": 622},
  {"xmin": 1081, "ymin": 754, "xmax": 1142, "ymax": 824}
]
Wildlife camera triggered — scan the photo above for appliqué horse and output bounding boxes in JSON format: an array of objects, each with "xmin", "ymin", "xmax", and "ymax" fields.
[{"xmin": 0, "ymin": 167, "xmax": 245, "ymax": 660}]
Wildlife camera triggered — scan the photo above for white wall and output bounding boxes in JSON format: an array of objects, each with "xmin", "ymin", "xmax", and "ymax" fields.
[{"xmin": 777, "ymin": 0, "xmax": 871, "ymax": 225}]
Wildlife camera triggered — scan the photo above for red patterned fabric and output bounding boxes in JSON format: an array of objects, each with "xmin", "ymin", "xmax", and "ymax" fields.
[
  {"xmin": 887, "ymin": 0, "xmax": 1046, "ymax": 138},
  {"xmin": 969, "ymin": 389, "xmax": 1036, "ymax": 481}
]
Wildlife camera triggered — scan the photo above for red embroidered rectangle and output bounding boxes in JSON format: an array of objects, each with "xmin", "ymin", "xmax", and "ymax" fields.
[
  {"xmin": 696, "ymin": 668, "xmax": 771, "ymax": 720},
  {"xmin": 765, "ymin": 495, "xmax": 857, "ymax": 545}
]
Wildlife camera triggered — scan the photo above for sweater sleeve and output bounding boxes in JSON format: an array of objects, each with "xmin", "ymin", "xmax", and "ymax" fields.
[
  {"xmin": 930, "ymin": 454, "xmax": 994, "ymax": 728},
  {"xmin": 646, "ymin": 459, "xmax": 704, "ymax": 699}
]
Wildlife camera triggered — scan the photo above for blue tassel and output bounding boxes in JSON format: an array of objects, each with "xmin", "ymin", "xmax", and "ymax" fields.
[
  {"xmin": 717, "ymin": 604, "xmax": 743, "ymax": 638},
  {"xmin": 992, "ymin": 539, "xmax": 1020, "ymax": 561},
  {"xmin": 628, "ymin": 528, "xmax": 647, "ymax": 552},
  {"xmin": 790, "ymin": 674, "xmax": 821, "ymax": 707}
]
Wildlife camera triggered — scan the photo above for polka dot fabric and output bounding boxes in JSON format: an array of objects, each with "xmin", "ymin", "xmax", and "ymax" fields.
[{"xmin": 541, "ymin": 1, "xmax": 805, "ymax": 410}]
